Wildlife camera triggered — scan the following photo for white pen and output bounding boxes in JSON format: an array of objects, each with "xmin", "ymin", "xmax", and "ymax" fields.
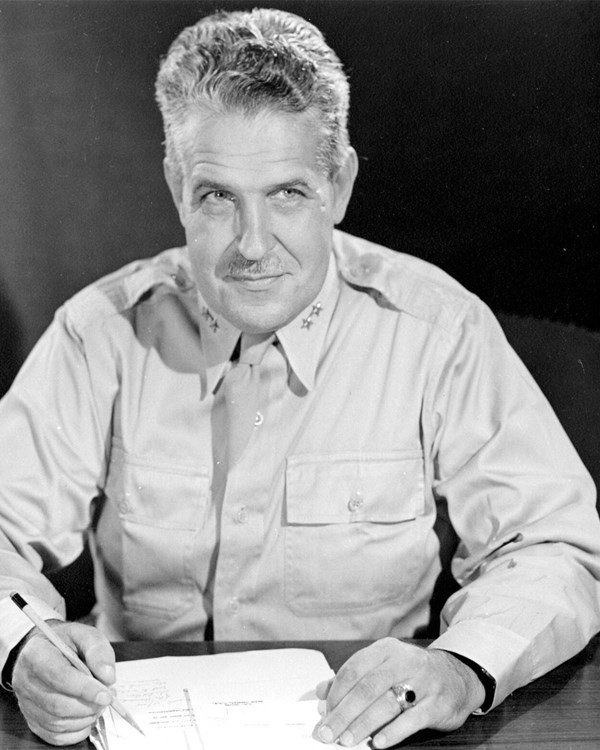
[{"xmin": 10, "ymin": 591, "xmax": 145, "ymax": 736}]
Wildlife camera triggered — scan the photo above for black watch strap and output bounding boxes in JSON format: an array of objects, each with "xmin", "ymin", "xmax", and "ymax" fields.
[{"xmin": 443, "ymin": 651, "xmax": 496, "ymax": 712}]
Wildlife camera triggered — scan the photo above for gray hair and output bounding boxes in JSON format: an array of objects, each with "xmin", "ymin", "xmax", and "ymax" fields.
[{"xmin": 155, "ymin": 7, "xmax": 350, "ymax": 177}]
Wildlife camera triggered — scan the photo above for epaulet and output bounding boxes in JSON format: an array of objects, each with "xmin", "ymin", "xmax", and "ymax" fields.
[
  {"xmin": 59, "ymin": 247, "xmax": 194, "ymax": 333},
  {"xmin": 333, "ymin": 230, "xmax": 475, "ymax": 332}
]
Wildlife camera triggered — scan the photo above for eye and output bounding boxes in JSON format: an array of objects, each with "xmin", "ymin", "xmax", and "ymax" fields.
[
  {"xmin": 273, "ymin": 187, "xmax": 306, "ymax": 204},
  {"xmin": 196, "ymin": 189, "xmax": 236, "ymax": 214},
  {"xmin": 203, "ymin": 189, "xmax": 234, "ymax": 203}
]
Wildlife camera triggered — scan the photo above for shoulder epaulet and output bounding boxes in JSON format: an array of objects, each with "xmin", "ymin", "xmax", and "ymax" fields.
[
  {"xmin": 333, "ymin": 230, "xmax": 476, "ymax": 332},
  {"xmin": 59, "ymin": 247, "xmax": 194, "ymax": 332}
]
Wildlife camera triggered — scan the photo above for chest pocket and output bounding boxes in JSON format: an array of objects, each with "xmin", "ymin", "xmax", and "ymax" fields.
[
  {"xmin": 105, "ymin": 445, "xmax": 209, "ymax": 619},
  {"xmin": 284, "ymin": 451, "xmax": 426, "ymax": 614}
]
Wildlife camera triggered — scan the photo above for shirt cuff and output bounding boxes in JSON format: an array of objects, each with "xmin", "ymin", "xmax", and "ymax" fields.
[
  {"xmin": 429, "ymin": 619, "xmax": 535, "ymax": 712},
  {"xmin": 0, "ymin": 595, "xmax": 65, "ymax": 690}
]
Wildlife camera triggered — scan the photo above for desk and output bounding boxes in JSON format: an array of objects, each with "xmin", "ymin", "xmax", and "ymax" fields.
[{"xmin": 1, "ymin": 636, "xmax": 599, "ymax": 748}]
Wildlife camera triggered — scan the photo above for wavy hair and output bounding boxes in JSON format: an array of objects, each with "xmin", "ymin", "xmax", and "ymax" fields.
[{"xmin": 155, "ymin": 8, "xmax": 350, "ymax": 177}]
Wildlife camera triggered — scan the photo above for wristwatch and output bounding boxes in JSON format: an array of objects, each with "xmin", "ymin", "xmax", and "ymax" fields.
[{"xmin": 440, "ymin": 650, "xmax": 496, "ymax": 712}]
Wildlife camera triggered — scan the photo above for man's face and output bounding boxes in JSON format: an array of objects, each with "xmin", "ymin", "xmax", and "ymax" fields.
[{"xmin": 165, "ymin": 107, "xmax": 356, "ymax": 333}]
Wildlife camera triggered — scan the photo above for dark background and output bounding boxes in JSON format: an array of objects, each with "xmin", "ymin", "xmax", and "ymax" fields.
[{"xmin": 1, "ymin": 0, "xmax": 599, "ymax": 392}]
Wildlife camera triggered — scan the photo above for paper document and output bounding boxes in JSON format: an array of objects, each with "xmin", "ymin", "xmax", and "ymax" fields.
[{"xmin": 92, "ymin": 648, "xmax": 369, "ymax": 749}]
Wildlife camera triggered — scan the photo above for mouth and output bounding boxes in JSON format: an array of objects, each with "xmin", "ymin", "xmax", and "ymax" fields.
[{"xmin": 227, "ymin": 273, "xmax": 285, "ymax": 291}]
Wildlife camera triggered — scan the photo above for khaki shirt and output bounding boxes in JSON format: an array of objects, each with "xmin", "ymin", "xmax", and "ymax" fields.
[{"xmin": 1, "ymin": 230, "xmax": 599, "ymax": 710}]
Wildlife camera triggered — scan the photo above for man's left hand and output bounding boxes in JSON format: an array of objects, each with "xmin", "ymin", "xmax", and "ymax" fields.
[{"xmin": 314, "ymin": 637, "xmax": 485, "ymax": 748}]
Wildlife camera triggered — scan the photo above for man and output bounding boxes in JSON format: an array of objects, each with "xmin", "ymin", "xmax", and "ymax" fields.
[{"xmin": 0, "ymin": 7, "xmax": 599, "ymax": 748}]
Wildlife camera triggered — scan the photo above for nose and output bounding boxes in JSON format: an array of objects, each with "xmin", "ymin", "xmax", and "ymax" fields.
[{"xmin": 235, "ymin": 202, "xmax": 273, "ymax": 261}]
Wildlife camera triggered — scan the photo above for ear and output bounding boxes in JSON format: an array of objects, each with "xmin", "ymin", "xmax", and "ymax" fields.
[
  {"xmin": 331, "ymin": 147, "xmax": 359, "ymax": 225},
  {"xmin": 163, "ymin": 158, "xmax": 186, "ymax": 225}
]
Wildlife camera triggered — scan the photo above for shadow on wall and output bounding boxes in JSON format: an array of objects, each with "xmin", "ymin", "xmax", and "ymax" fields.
[{"xmin": 0, "ymin": 286, "xmax": 22, "ymax": 399}]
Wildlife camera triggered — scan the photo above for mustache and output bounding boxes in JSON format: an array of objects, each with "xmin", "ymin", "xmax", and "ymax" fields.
[{"xmin": 227, "ymin": 253, "xmax": 284, "ymax": 276}]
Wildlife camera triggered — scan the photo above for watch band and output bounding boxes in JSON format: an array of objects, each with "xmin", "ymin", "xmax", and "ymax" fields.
[{"xmin": 445, "ymin": 650, "xmax": 496, "ymax": 712}]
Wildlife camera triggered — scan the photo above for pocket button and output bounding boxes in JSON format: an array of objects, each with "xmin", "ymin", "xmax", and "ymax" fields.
[{"xmin": 348, "ymin": 491, "xmax": 364, "ymax": 512}]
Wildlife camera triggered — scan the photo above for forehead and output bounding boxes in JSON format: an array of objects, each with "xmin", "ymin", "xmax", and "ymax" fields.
[{"xmin": 175, "ymin": 107, "xmax": 325, "ymax": 183}]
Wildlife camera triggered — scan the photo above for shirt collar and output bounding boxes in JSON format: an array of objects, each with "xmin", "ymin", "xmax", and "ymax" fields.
[
  {"xmin": 198, "ymin": 298, "xmax": 240, "ymax": 399},
  {"xmin": 197, "ymin": 252, "xmax": 340, "ymax": 399},
  {"xmin": 276, "ymin": 252, "xmax": 339, "ymax": 392}
]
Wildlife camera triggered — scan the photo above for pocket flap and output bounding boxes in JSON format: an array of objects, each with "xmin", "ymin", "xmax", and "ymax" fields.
[
  {"xmin": 106, "ymin": 445, "xmax": 209, "ymax": 528},
  {"xmin": 286, "ymin": 451, "xmax": 424, "ymax": 524}
]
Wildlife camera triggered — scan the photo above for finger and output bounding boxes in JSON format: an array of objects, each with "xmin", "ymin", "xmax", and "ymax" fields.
[
  {"xmin": 17, "ymin": 690, "xmax": 106, "ymax": 748},
  {"xmin": 25, "ymin": 716, "xmax": 96, "ymax": 748},
  {"xmin": 317, "ymin": 662, "xmax": 399, "ymax": 744},
  {"xmin": 333, "ymin": 683, "xmax": 415, "ymax": 747},
  {"xmin": 19, "ymin": 682, "xmax": 112, "ymax": 720},
  {"xmin": 371, "ymin": 702, "xmax": 431, "ymax": 749},
  {"xmin": 14, "ymin": 636, "xmax": 113, "ymax": 710},
  {"xmin": 315, "ymin": 678, "xmax": 333, "ymax": 700},
  {"xmin": 325, "ymin": 639, "xmax": 392, "ymax": 711},
  {"xmin": 17, "ymin": 683, "xmax": 111, "ymax": 740},
  {"xmin": 371, "ymin": 667, "xmax": 477, "ymax": 748},
  {"xmin": 19, "ymin": 704, "xmax": 98, "ymax": 734}
]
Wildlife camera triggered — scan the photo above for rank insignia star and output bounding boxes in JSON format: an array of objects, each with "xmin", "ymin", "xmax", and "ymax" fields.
[
  {"xmin": 300, "ymin": 302, "xmax": 322, "ymax": 330},
  {"xmin": 202, "ymin": 307, "xmax": 219, "ymax": 332}
]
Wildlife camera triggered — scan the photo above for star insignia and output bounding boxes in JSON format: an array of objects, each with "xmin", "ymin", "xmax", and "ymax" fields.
[
  {"xmin": 300, "ymin": 302, "xmax": 322, "ymax": 331},
  {"xmin": 201, "ymin": 306, "xmax": 219, "ymax": 332}
]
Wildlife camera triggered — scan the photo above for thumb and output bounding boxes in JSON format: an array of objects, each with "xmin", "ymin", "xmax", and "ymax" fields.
[{"xmin": 64, "ymin": 622, "xmax": 116, "ymax": 687}]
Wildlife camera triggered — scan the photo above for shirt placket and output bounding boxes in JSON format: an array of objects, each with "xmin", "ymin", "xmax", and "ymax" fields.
[{"xmin": 212, "ymin": 345, "xmax": 277, "ymax": 638}]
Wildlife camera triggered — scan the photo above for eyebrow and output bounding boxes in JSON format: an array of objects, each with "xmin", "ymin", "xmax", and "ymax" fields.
[
  {"xmin": 272, "ymin": 178, "xmax": 316, "ymax": 193},
  {"xmin": 192, "ymin": 179, "xmax": 232, "ymax": 194},
  {"xmin": 191, "ymin": 177, "xmax": 318, "ymax": 195}
]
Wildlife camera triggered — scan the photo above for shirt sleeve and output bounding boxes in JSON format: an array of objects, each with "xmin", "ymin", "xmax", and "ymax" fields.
[
  {"xmin": 0, "ymin": 307, "xmax": 113, "ymax": 680},
  {"xmin": 427, "ymin": 299, "xmax": 600, "ymax": 711}
]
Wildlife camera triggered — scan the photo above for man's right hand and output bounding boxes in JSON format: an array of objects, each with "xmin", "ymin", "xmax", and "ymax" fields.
[{"xmin": 11, "ymin": 619, "xmax": 116, "ymax": 746}]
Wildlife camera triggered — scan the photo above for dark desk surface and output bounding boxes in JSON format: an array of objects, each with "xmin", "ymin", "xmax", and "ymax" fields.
[{"xmin": 1, "ymin": 636, "xmax": 599, "ymax": 748}]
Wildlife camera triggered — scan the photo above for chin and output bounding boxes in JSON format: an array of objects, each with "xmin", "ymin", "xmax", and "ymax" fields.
[{"xmin": 227, "ymin": 305, "xmax": 300, "ymax": 334}]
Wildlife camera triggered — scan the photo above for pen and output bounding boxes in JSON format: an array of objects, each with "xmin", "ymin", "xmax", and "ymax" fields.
[{"xmin": 10, "ymin": 591, "xmax": 145, "ymax": 737}]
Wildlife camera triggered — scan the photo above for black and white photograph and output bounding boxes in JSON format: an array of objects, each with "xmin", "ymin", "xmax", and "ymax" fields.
[{"xmin": 1, "ymin": 2, "xmax": 599, "ymax": 748}]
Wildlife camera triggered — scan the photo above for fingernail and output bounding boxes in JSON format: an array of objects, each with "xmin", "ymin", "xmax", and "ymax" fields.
[
  {"xmin": 373, "ymin": 733, "xmax": 387, "ymax": 748},
  {"xmin": 317, "ymin": 724, "xmax": 335, "ymax": 743},
  {"xmin": 340, "ymin": 730, "xmax": 354, "ymax": 746},
  {"xmin": 95, "ymin": 691, "xmax": 112, "ymax": 706}
]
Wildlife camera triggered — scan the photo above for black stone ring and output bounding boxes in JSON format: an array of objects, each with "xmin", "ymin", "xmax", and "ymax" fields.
[{"xmin": 390, "ymin": 683, "xmax": 417, "ymax": 713}]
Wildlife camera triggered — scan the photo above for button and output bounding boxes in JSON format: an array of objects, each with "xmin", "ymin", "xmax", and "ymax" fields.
[
  {"xmin": 170, "ymin": 267, "xmax": 191, "ymax": 290},
  {"xmin": 236, "ymin": 507, "xmax": 248, "ymax": 524},
  {"xmin": 254, "ymin": 411, "xmax": 264, "ymax": 426},
  {"xmin": 348, "ymin": 491, "xmax": 364, "ymax": 512},
  {"xmin": 227, "ymin": 597, "xmax": 240, "ymax": 614}
]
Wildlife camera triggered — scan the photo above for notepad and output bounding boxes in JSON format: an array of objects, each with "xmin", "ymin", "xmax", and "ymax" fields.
[{"xmin": 90, "ymin": 648, "xmax": 369, "ymax": 750}]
